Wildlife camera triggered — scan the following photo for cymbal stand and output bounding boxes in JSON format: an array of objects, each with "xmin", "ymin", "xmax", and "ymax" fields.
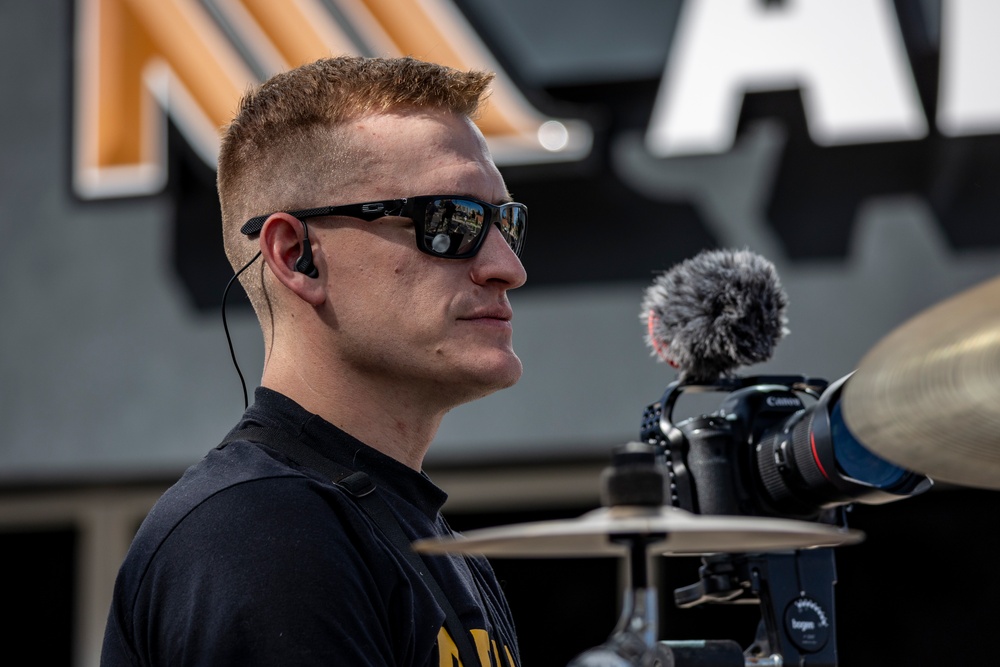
[
  {"xmin": 571, "ymin": 442, "xmax": 753, "ymax": 666},
  {"xmin": 565, "ymin": 522, "xmax": 771, "ymax": 666},
  {"xmin": 566, "ymin": 442, "xmax": 825, "ymax": 667},
  {"xmin": 567, "ymin": 532, "xmax": 674, "ymax": 666}
]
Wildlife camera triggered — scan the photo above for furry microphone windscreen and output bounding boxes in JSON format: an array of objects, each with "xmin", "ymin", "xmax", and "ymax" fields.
[{"xmin": 641, "ymin": 249, "xmax": 789, "ymax": 383}]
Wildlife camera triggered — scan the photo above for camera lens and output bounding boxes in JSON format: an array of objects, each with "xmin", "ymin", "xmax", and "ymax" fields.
[
  {"xmin": 754, "ymin": 375, "xmax": 931, "ymax": 516},
  {"xmin": 829, "ymin": 402, "xmax": 907, "ymax": 489}
]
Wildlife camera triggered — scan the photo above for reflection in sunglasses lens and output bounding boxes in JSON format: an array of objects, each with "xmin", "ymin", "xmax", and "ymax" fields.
[
  {"xmin": 420, "ymin": 198, "xmax": 524, "ymax": 257},
  {"xmin": 500, "ymin": 208, "xmax": 524, "ymax": 254},
  {"xmin": 431, "ymin": 233, "xmax": 452, "ymax": 254},
  {"xmin": 424, "ymin": 199, "xmax": 485, "ymax": 256}
]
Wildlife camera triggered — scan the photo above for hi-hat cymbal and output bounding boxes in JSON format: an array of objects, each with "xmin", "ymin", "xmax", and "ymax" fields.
[
  {"xmin": 842, "ymin": 274, "xmax": 1000, "ymax": 490},
  {"xmin": 413, "ymin": 505, "xmax": 863, "ymax": 557}
]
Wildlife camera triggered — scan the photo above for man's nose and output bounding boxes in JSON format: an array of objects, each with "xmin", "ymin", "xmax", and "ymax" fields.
[{"xmin": 469, "ymin": 224, "xmax": 527, "ymax": 289}]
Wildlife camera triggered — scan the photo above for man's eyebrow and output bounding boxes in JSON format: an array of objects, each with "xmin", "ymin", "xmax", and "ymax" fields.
[{"xmin": 452, "ymin": 192, "xmax": 514, "ymax": 204}]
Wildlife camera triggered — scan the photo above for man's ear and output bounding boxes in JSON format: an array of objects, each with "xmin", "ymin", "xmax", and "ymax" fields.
[{"xmin": 259, "ymin": 212, "xmax": 326, "ymax": 306}]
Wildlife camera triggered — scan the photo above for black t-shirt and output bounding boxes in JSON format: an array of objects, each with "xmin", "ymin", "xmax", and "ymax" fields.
[{"xmin": 101, "ymin": 388, "xmax": 520, "ymax": 666}]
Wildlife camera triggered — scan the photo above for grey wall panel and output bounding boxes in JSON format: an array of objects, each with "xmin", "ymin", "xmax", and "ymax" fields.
[{"xmin": 2, "ymin": 0, "xmax": 998, "ymax": 481}]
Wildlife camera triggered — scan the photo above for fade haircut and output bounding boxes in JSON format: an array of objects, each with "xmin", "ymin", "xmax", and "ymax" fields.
[{"xmin": 217, "ymin": 55, "xmax": 494, "ymax": 325}]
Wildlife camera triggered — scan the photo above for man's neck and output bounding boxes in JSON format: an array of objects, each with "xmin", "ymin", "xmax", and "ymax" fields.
[{"xmin": 260, "ymin": 363, "xmax": 445, "ymax": 471}]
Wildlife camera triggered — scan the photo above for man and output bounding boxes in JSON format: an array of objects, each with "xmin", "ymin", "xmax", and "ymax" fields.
[{"xmin": 101, "ymin": 56, "xmax": 527, "ymax": 666}]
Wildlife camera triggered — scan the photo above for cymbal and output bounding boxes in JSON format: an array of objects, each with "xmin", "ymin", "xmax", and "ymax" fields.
[
  {"xmin": 842, "ymin": 274, "xmax": 1000, "ymax": 490},
  {"xmin": 413, "ymin": 505, "xmax": 863, "ymax": 557}
]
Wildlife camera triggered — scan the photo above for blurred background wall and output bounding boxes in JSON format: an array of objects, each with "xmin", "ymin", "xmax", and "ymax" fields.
[{"xmin": 1, "ymin": 0, "xmax": 998, "ymax": 665}]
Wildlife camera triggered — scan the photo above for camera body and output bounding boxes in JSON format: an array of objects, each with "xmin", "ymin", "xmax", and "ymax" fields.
[
  {"xmin": 638, "ymin": 374, "xmax": 931, "ymax": 666},
  {"xmin": 641, "ymin": 374, "xmax": 931, "ymax": 521}
]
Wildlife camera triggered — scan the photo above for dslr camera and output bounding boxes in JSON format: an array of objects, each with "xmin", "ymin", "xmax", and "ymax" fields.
[{"xmin": 638, "ymin": 372, "xmax": 932, "ymax": 666}]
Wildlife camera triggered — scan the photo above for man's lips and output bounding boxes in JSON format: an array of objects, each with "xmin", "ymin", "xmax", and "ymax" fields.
[{"xmin": 458, "ymin": 307, "xmax": 513, "ymax": 322}]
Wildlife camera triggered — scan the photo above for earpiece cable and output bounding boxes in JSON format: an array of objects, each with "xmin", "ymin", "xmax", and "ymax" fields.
[{"xmin": 222, "ymin": 251, "xmax": 262, "ymax": 410}]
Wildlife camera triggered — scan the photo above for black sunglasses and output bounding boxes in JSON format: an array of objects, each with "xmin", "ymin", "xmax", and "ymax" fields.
[{"xmin": 240, "ymin": 195, "xmax": 527, "ymax": 259}]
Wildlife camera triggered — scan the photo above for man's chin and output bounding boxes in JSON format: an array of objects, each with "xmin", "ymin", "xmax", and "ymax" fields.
[
  {"xmin": 453, "ymin": 353, "xmax": 523, "ymax": 401},
  {"xmin": 480, "ymin": 353, "xmax": 523, "ymax": 388}
]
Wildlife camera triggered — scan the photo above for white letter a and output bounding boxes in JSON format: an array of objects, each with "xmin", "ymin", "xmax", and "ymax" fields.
[{"xmin": 646, "ymin": 0, "xmax": 927, "ymax": 157}]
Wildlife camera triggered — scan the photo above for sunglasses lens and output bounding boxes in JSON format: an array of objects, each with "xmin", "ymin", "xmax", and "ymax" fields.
[
  {"xmin": 422, "ymin": 199, "xmax": 487, "ymax": 257},
  {"xmin": 498, "ymin": 205, "xmax": 526, "ymax": 256}
]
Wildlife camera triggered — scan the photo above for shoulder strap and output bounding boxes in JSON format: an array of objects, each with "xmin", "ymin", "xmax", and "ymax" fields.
[{"xmin": 221, "ymin": 425, "xmax": 481, "ymax": 667}]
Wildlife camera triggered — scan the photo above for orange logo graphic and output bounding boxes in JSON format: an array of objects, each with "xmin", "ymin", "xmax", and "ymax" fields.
[{"xmin": 74, "ymin": 0, "xmax": 591, "ymax": 198}]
